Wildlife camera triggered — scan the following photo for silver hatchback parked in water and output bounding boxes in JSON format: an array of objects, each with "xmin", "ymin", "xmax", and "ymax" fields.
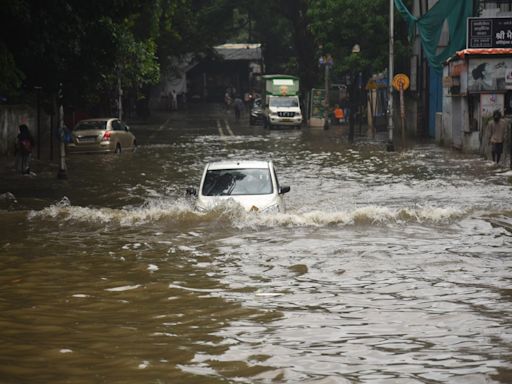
[{"xmin": 67, "ymin": 118, "xmax": 137, "ymax": 154}]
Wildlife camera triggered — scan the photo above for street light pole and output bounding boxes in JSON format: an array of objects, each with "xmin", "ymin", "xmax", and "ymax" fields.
[
  {"xmin": 348, "ymin": 44, "xmax": 360, "ymax": 143},
  {"xmin": 57, "ymin": 83, "xmax": 68, "ymax": 179},
  {"xmin": 319, "ymin": 54, "xmax": 333, "ymax": 130},
  {"xmin": 118, "ymin": 70, "xmax": 123, "ymax": 121},
  {"xmin": 324, "ymin": 62, "xmax": 330, "ymax": 129},
  {"xmin": 34, "ymin": 86, "xmax": 42, "ymax": 159},
  {"xmin": 387, "ymin": 0, "xmax": 395, "ymax": 152}
]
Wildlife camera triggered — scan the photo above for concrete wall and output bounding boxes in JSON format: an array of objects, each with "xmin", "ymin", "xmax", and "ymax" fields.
[
  {"xmin": 441, "ymin": 92, "xmax": 511, "ymax": 166},
  {"xmin": 0, "ymin": 105, "xmax": 53, "ymax": 157}
]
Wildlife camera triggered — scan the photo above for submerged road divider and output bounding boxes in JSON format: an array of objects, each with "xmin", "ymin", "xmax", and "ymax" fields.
[
  {"xmin": 216, "ymin": 119, "xmax": 234, "ymax": 137},
  {"xmin": 224, "ymin": 120, "xmax": 234, "ymax": 136},
  {"xmin": 216, "ymin": 119, "xmax": 224, "ymax": 136}
]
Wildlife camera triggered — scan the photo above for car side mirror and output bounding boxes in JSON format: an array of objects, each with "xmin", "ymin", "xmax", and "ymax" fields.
[
  {"xmin": 279, "ymin": 186, "xmax": 290, "ymax": 194},
  {"xmin": 186, "ymin": 187, "xmax": 197, "ymax": 196},
  {"xmin": 125, "ymin": 125, "xmax": 130, "ymax": 131}
]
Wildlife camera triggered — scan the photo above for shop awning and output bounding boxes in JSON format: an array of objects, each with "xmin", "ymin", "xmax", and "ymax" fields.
[{"xmin": 456, "ymin": 48, "xmax": 512, "ymax": 58}]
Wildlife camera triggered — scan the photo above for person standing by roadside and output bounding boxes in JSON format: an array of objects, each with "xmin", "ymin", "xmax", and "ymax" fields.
[
  {"xmin": 15, "ymin": 124, "xmax": 35, "ymax": 174},
  {"xmin": 170, "ymin": 90, "xmax": 178, "ymax": 111},
  {"xmin": 224, "ymin": 88, "xmax": 232, "ymax": 112},
  {"xmin": 334, "ymin": 104, "xmax": 345, "ymax": 125},
  {"xmin": 487, "ymin": 110, "xmax": 507, "ymax": 165},
  {"xmin": 233, "ymin": 96, "xmax": 244, "ymax": 121}
]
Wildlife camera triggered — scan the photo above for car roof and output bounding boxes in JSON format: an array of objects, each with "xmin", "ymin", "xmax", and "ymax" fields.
[
  {"xmin": 77, "ymin": 118, "xmax": 117, "ymax": 122},
  {"xmin": 206, "ymin": 160, "xmax": 272, "ymax": 170}
]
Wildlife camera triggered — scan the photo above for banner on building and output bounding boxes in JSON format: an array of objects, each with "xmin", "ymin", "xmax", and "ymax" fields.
[
  {"xmin": 480, "ymin": 93, "xmax": 504, "ymax": 122},
  {"xmin": 468, "ymin": 57, "xmax": 512, "ymax": 92}
]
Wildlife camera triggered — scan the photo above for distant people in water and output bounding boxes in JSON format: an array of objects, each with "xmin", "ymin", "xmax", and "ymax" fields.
[{"xmin": 487, "ymin": 109, "xmax": 507, "ymax": 165}]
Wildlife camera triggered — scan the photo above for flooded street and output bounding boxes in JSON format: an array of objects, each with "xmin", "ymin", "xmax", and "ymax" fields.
[{"xmin": 1, "ymin": 104, "xmax": 512, "ymax": 383}]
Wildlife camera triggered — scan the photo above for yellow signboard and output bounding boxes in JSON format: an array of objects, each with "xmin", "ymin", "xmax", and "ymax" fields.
[{"xmin": 392, "ymin": 73, "xmax": 410, "ymax": 91}]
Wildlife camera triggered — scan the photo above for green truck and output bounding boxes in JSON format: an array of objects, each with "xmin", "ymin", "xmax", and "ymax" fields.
[{"xmin": 262, "ymin": 75, "xmax": 302, "ymax": 129}]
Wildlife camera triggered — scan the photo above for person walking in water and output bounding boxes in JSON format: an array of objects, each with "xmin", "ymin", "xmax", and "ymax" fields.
[
  {"xmin": 170, "ymin": 90, "xmax": 178, "ymax": 111},
  {"xmin": 15, "ymin": 124, "xmax": 35, "ymax": 174},
  {"xmin": 487, "ymin": 110, "xmax": 507, "ymax": 165},
  {"xmin": 233, "ymin": 96, "xmax": 244, "ymax": 121}
]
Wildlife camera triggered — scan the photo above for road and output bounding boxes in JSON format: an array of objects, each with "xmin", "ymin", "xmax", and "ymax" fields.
[{"xmin": 1, "ymin": 103, "xmax": 512, "ymax": 383}]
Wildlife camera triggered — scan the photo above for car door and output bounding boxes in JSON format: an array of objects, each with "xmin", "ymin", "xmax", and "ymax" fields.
[{"xmin": 271, "ymin": 164, "xmax": 285, "ymax": 211}]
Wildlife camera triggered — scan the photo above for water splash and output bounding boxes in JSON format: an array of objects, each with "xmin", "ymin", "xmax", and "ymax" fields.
[{"xmin": 28, "ymin": 196, "xmax": 468, "ymax": 229}]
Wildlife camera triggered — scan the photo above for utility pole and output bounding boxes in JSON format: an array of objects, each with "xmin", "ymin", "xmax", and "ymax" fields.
[
  {"xmin": 34, "ymin": 86, "xmax": 42, "ymax": 159},
  {"xmin": 324, "ymin": 62, "xmax": 330, "ymax": 129},
  {"xmin": 57, "ymin": 83, "xmax": 68, "ymax": 179},
  {"xmin": 387, "ymin": 0, "xmax": 395, "ymax": 152},
  {"xmin": 319, "ymin": 54, "xmax": 333, "ymax": 130},
  {"xmin": 348, "ymin": 45, "xmax": 360, "ymax": 143},
  {"xmin": 118, "ymin": 70, "xmax": 123, "ymax": 121},
  {"xmin": 348, "ymin": 75, "xmax": 355, "ymax": 143}
]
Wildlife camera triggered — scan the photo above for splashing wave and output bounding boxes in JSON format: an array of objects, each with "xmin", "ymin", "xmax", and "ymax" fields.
[{"xmin": 28, "ymin": 197, "xmax": 467, "ymax": 228}]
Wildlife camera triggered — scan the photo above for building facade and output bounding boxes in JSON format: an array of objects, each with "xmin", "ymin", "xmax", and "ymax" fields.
[{"xmin": 441, "ymin": 3, "xmax": 512, "ymax": 165}]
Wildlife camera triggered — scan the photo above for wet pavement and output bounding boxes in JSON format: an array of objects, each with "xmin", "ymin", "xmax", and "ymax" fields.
[{"xmin": 1, "ymin": 103, "xmax": 512, "ymax": 383}]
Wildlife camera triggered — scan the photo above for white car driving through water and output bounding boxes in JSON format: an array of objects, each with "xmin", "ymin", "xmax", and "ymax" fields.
[{"xmin": 187, "ymin": 160, "xmax": 290, "ymax": 213}]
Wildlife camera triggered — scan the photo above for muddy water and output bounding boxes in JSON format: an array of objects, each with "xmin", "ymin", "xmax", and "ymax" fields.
[{"xmin": 1, "ymin": 107, "xmax": 511, "ymax": 383}]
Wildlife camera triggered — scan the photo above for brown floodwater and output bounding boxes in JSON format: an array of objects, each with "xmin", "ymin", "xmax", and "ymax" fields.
[{"xmin": 1, "ymin": 105, "xmax": 511, "ymax": 383}]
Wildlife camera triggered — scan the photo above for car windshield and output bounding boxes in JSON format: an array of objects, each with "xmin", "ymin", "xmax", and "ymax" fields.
[
  {"xmin": 75, "ymin": 121, "xmax": 107, "ymax": 131},
  {"xmin": 270, "ymin": 97, "xmax": 299, "ymax": 108},
  {"xmin": 202, "ymin": 168, "xmax": 273, "ymax": 196}
]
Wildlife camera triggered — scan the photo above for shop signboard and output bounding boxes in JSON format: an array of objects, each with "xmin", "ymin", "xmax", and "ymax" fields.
[
  {"xmin": 308, "ymin": 88, "xmax": 326, "ymax": 128},
  {"xmin": 467, "ymin": 17, "xmax": 512, "ymax": 49},
  {"xmin": 310, "ymin": 88, "xmax": 326, "ymax": 119},
  {"xmin": 467, "ymin": 57, "xmax": 512, "ymax": 92}
]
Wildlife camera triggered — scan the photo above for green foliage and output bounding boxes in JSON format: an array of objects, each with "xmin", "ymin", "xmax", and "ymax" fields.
[
  {"xmin": 308, "ymin": 0, "xmax": 396, "ymax": 80},
  {"xmin": 0, "ymin": 42, "xmax": 25, "ymax": 98},
  {"xmin": 0, "ymin": 0, "xmax": 409, "ymax": 107},
  {"xmin": 0, "ymin": 0, "xmax": 171, "ymax": 107}
]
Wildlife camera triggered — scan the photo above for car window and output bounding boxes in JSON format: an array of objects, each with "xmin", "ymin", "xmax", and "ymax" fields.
[
  {"xmin": 74, "ymin": 121, "xmax": 107, "ymax": 131},
  {"xmin": 202, "ymin": 168, "xmax": 273, "ymax": 196},
  {"xmin": 111, "ymin": 120, "xmax": 122, "ymax": 131}
]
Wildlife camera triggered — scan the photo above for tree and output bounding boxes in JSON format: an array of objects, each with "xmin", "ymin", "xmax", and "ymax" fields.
[
  {"xmin": 1, "ymin": 0, "xmax": 409, "ymax": 108},
  {"xmin": 309, "ymin": 0, "xmax": 394, "ymax": 82}
]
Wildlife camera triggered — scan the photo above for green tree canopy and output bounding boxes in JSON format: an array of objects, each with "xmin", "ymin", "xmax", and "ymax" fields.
[{"xmin": 0, "ymin": 0, "xmax": 409, "ymax": 108}]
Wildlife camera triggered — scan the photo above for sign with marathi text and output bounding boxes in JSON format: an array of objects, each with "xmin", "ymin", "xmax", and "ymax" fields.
[{"xmin": 467, "ymin": 17, "xmax": 512, "ymax": 49}]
